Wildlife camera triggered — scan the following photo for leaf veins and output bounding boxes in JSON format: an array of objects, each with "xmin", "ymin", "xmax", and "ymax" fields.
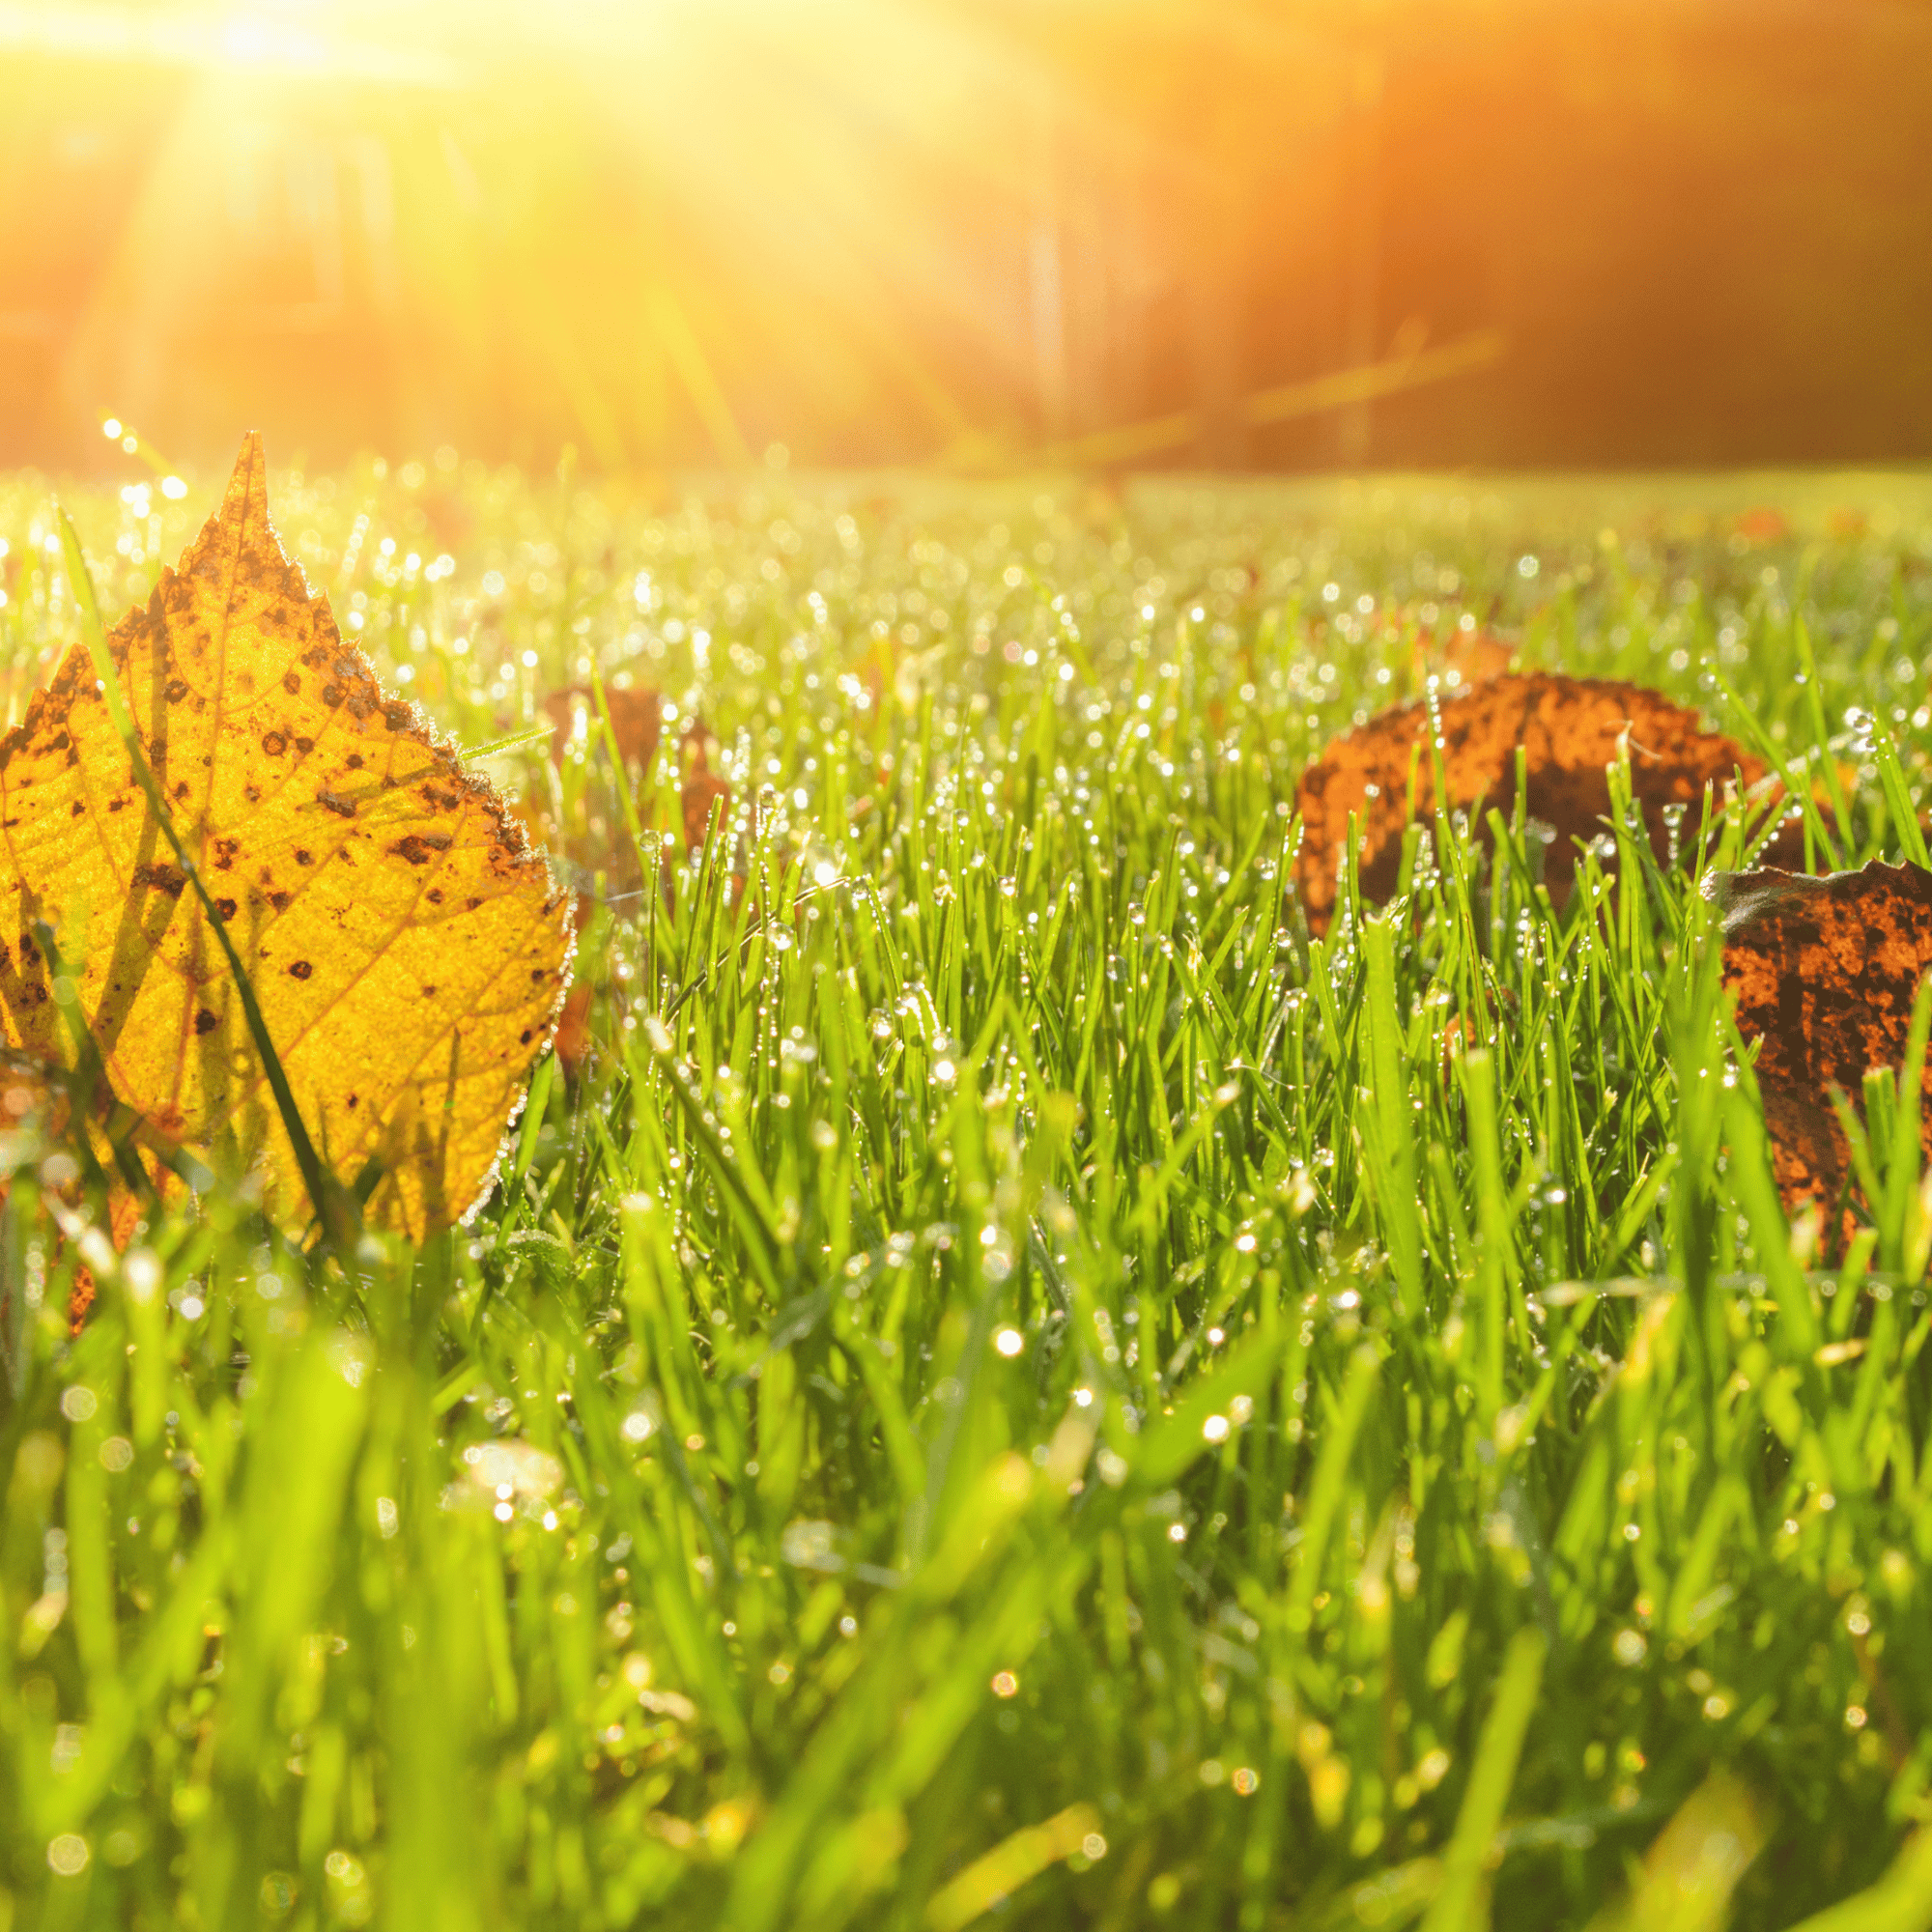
[{"xmin": 0, "ymin": 433, "xmax": 573, "ymax": 1238}]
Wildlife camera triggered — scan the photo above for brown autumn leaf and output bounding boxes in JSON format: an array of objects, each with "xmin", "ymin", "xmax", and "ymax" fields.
[
  {"xmin": 550, "ymin": 977, "xmax": 595, "ymax": 1076},
  {"xmin": 540, "ymin": 686, "xmax": 732, "ymax": 860},
  {"xmin": 1293, "ymin": 673, "xmax": 1768, "ymax": 934},
  {"xmin": 536, "ymin": 704, "xmax": 736, "ymax": 1072},
  {"xmin": 1712, "ymin": 859, "xmax": 1932, "ymax": 1226},
  {"xmin": 1407, "ymin": 623, "xmax": 1516, "ymax": 688},
  {"xmin": 0, "ymin": 433, "xmax": 571, "ymax": 1237},
  {"xmin": 0, "ymin": 1048, "xmax": 151, "ymax": 1330},
  {"xmin": 543, "ymin": 683, "xmax": 665, "ymax": 772}
]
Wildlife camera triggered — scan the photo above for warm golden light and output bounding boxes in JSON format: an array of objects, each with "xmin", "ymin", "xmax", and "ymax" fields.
[{"xmin": 1, "ymin": 0, "xmax": 1928, "ymax": 472}]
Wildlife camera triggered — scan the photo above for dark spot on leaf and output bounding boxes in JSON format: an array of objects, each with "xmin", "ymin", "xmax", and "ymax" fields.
[
  {"xmin": 296, "ymin": 849, "xmax": 313, "ymax": 866},
  {"xmin": 289, "ymin": 960, "xmax": 312, "ymax": 980},
  {"xmin": 133, "ymin": 861, "xmax": 186, "ymax": 898},
  {"xmin": 194, "ymin": 1009, "xmax": 216, "ymax": 1035},
  {"xmin": 164, "ymin": 678, "xmax": 188, "ymax": 703},
  {"xmin": 346, "ymin": 753, "xmax": 364, "ymax": 770},
  {"xmin": 213, "ymin": 897, "xmax": 236, "ymax": 922},
  {"xmin": 322, "ymin": 683, "xmax": 344, "ymax": 707},
  {"xmin": 284, "ymin": 671, "xmax": 300, "ymax": 695},
  {"xmin": 390, "ymin": 832, "xmax": 452, "ymax": 866},
  {"xmin": 262, "ymin": 730, "xmax": 288, "ymax": 756},
  {"xmin": 318, "ymin": 789, "xmax": 355, "ymax": 818},
  {"xmin": 295, "ymin": 737, "xmax": 313, "ymax": 754}
]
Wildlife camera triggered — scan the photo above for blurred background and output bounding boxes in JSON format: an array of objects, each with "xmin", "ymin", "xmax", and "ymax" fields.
[{"xmin": 2, "ymin": 0, "xmax": 1929, "ymax": 477}]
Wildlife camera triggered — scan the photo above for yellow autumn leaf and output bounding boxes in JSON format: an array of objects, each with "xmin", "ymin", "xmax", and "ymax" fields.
[{"xmin": 0, "ymin": 432, "xmax": 571, "ymax": 1237}]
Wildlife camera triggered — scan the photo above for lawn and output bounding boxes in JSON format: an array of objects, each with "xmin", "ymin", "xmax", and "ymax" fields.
[{"xmin": 4, "ymin": 458, "xmax": 1932, "ymax": 1930}]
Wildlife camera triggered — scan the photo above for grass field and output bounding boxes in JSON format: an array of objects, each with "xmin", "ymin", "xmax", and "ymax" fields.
[{"xmin": 5, "ymin": 458, "xmax": 1932, "ymax": 1930}]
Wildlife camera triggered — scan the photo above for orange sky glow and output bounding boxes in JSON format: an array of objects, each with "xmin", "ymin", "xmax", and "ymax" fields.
[{"xmin": 2, "ymin": 0, "xmax": 1929, "ymax": 473}]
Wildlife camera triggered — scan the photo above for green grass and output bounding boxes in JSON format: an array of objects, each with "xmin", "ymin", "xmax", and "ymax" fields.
[{"xmin": 5, "ymin": 458, "xmax": 1932, "ymax": 1930}]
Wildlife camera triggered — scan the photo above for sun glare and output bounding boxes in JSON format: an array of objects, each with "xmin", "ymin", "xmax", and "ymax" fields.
[
  {"xmin": 0, "ymin": 1, "xmax": 456, "ymax": 82},
  {"xmin": 1, "ymin": 0, "xmax": 1926, "ymax": 471}
]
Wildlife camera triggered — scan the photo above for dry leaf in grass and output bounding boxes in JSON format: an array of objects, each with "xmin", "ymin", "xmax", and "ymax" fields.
[
  {"xmin": 1712, "ymin": 859, "xmax": 1932, "ymax": 1226},
  {"xmin": 541, "ymin": 687, "xmax": 731, "ymax": 860},
  {"xmin": 0, "ymin": 1049, "xmax": 151, "ymax": 1330},
  {"xmin": 1293, "ymin": 673, "xmax": 1766, "ymax": 934},
  {"xmin": 550, "ymin": 978, "xmax": 595, "ymax": 1076},
  {"xmin": 1408, "ymin": 624, "xmax": 1516, "ymax": 688},
  {"xmin": 542, "ymin": 683, "xmax": 664, "ymax": 772},
  {"xmin": 537, "ymin": 707, "xmax": 735, "ymax": 1071},
  {"xmin": 0, "ymin": 433, "xmax": 571, "ymax": 1237}
]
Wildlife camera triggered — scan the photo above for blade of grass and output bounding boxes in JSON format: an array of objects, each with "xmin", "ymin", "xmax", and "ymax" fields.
[
  {"xmin": 1418, "ymin": 1627, "xmax": 1548, "ymax": 1932},
  {"xmin": 57, "ymin": 507, "xmax": 340, "ymax": 1241}
]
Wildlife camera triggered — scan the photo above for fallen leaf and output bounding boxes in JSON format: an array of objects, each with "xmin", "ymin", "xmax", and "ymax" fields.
[
  {"xmin": 551, "ymin": 978, "xmax": 595, "ymax": 1075},
  {"xmin": 0, "ymin": 1044, "xmax": 213, "ymax": 1336},
  {"xmin": 542, "ymin": 683, "xmax": 664, "ymax": 772},
  {"xmin": 527, "ymin": 708, "xmax": 738, "ymax": 1105},
  {"xmin": 1293, "ymin": 673, "xmax": 1765, "ymax": 934},
  {"xmin": 541, "ymin": 689, "xmax": 731, "ymax": 866},
  {"xmin": 0, "ymin": 1049, "xmax": 131, "ymax": 1331},
  {"xmin": 1408, "ymin": 624, "xmax": 1516, "ymax": 688},
  {"xmin": 1712, "ymin": 859, "xmax": 1932, "ymax": 1225},
  {"xmin": 1439, "ymin": 985, "xmax": 1519, "ymax": 1075},
  {"xmin": 0, "ymin": 434, "xmax": 571, "ymax": 1237}
]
